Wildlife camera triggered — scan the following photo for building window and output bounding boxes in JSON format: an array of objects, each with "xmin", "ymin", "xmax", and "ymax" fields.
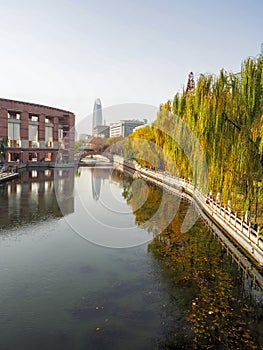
[
  {"xmin": 29, "ymin": 114, "xmax": 39, "ymax": 122},
  {"xmin": 58, "ymin": 127, "xmax": 64, "ymax": 147},
  {"xmin": 8, "ymin": 111, "xmax": 20, "ymax": 120},
  {"xmin": 8, "ymin": 152, "xmax": 20, "ymax": 162},
  {"xmin": 45, "ymin": 152, "xmax": 52, "ymax": 161},
  {"xmin": 29, "ymin": 124, "xmax": 39, "ymax": 148},
  {"xmin": 45, "ymin": 117, "xmax": 52, "ymax": 124},
  {"xmin": 8, "ymin": 122, "xmax": 21, "ymax": 147},
  {"xmin": 29, "ymin": 152, "xmax": 38, "ymax": 162},
  {"xmin": 45, "ymin": 126, "xmax": 53, "ymax": 147}
]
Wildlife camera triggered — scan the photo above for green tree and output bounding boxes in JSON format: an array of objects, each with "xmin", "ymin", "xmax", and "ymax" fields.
[
  {"xmin": 127, "ymin": 56, "xmax": 263, "ymax": 223},
  {"xmin": 0, "ymin": 136, "xmax": 8, "ymax": 162}
]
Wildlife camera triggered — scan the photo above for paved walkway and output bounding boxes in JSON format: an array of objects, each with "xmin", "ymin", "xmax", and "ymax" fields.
[{"xmin": 113, "ymin": 156, "xmax": 263, "ymax": 268}]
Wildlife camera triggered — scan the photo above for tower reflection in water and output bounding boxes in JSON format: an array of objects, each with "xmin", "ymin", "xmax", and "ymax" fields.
[
  {"xmin": 91, "ymin": 167, "xmax": 111, "ymax": 200},
  {"xmin": 0, "ymin": 168, "xmax": 75, "ymax": 230}
]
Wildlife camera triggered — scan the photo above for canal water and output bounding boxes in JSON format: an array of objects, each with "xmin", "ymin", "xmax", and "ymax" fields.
[{"xmin": 0, "ymin": 167, "xmax": 262, "ymax": 349}]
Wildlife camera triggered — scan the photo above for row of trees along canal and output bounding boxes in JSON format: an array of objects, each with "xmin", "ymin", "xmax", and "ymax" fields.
[{"xmin": 125, "ymin": 56, "xmax": 263, "ymax": 228}]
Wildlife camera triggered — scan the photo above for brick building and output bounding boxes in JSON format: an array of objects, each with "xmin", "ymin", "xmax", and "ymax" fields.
[{"xmin": 0, "ymin": 98, "xmax": 75, "ymax": 164}]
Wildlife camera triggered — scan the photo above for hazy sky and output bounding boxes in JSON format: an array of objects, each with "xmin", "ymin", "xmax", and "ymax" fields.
[{"xmin": 0, "ymin": 0, "xmax": 262, "ymax": 129}]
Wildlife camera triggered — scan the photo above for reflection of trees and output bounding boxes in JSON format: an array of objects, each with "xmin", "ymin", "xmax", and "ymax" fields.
[
  {"xmin": 122, "ymin": 177, "xmax": 182, "ymax": 235},
  {"xmin": 153, "ymin": 221, "xmax": 261, "ymax": 348},
  {"xmin": 122, "ymin": 179, "xmax": 261, "ymax": 348},
  {"xmin": 122, "ymin": 177, "xmax": 162, "ymax": 234},
  {"xmin": 111, "ymin": 169, "xmax": 134, "ymax": 201}
]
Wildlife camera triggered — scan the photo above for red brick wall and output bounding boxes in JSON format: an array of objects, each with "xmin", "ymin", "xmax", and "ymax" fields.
[
  {"xmin": 53, "ymin": 116, "xmax": 58, "ymax": 142},
  {"xmin": 20, "ymin": 112, "xmax": 28, "ymax": 140},
  {"xmin": 0, "ymin": 98, "xmax": 75, "ymax": 163},
  {"xmin": 38, "ymin": 114, "xmax": 45, "ymax": 141},
  {"xmin": 0, "ymin": 108, "xmax": 8, "ymax": 138}
]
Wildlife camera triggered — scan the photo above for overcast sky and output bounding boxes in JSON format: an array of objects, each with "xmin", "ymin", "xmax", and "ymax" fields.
[{"xmin": 0, "ymin": 0, "xmax": 262, "ymax": 131}]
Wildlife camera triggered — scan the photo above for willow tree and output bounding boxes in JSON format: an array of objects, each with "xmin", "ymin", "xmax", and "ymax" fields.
[{"xmin": 128, "ymin": 56, "xmax": 263, "ymax": 222}]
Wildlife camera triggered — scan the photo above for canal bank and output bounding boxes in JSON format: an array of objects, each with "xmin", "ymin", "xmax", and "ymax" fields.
[
  {"xmin": 0, "ymin": 171, "xmax": 19, "ymax": 183},
  {"xmin": 17, "ymin": 161, "xmax": 75, "ymax": 169},
  {"xmin": 113, "ymin": 156, "xmax": 263, "ymax": 284},
  {"xmin": 0, "ymin": 162, "xmax": 76, "ymax": 183},
  {"xmin": 0, "ymin": 164, "xmax": 19, "ymax": 183}
]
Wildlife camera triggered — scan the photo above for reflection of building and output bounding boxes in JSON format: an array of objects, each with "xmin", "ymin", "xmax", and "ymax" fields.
[
  {"xmin": 54, "ymin": 168, "xmax": 75, "ymax": 215},
  {"xmin": 0, "ymin": 98, "xmax": 75, "ymax": 164},
  {"xmin": 110, "ymin": 119, "xmax": 147, "ymax": 138},
  {"xmin": 92, "ymin": 99, "xmax": 103, "ymax": 135},
  {"xmin": 91, "ymin": 168, "xmax": 110, "ymax": 200},
  {"xmin": 0, "ymin": 169, "xmax": 74, "ymax": 229},
  {"xmin": 91, "ymin": 169, "xmax": 101, "ymax": 201}
]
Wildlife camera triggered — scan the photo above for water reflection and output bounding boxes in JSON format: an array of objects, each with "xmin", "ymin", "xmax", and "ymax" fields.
[
  {"xmin": 60, "ymin": 167, "xmax": 154, "ymax": 248},
  {"xmin": 121, "ymin": 179, "xmax": 263, "ymax": 348},
  {"xmin": 0, "ymin": 167, "xmax": 263, "ymax": 349},
  {"xmin": 0, "ymin": 168, "xmax": 75, "ymax": 230},
  {"xmin": 91, "ymin": 167, "xmax": 109, "ymax": 200}
]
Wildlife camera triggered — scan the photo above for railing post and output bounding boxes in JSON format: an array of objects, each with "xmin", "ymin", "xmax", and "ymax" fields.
[
  {"xmin": 241, "ymin": 218, "xmax": 243, "ymax": 234},
  {"xmin": 257, "ymin": 227, "xmax": 260, "ymax": 246},
  {"xmin": 248, "ymin": 221, "xmax": 251, "ymax": 240},
  {"xmin": 235, "ymin": 212, "xmax": 237, "ymax": 227}
]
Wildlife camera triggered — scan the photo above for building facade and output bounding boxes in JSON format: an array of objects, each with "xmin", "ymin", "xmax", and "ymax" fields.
[
  {"xmin": 92, "ymin": 98, "xmax": 102, "ymax": 135},
  {"xmin": 93, "ymin": 125, "xmax": 110, "ymax": 138},
  {"xmin": 0, "ymin": 98, "xmax": 75, "ymax": 164},
  {"xmin": 110, "ymin": 119, "xmax": 147, "ymax": 138},
  {"xmin": 78, "ymin": 133, "xmax": 92, "ymax": 141}
]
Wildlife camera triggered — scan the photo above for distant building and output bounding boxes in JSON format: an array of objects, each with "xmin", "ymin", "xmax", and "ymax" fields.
[
  {"xmin": 92, "ymin": 99, "xmax": 102, "ymax": 135},
  {"xmin": 110, "ymin": 119, "xmax": 147, "ymax": 138},
  {"xmin": 93, "ymin": 125, "xmax": 110, "ymax": 138},
  {"xmin": 261, "ymin": 43, "xmax": 263, "ymax": 56},
  {"xmin": 79, "ymin": 133, "xmax": 92, "ymax": 141}
]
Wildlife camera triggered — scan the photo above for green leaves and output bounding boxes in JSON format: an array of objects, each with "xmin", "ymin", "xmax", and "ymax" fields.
[
  {"xmin": 128, "ymin": 56, "xmax": 263, "ymax": 221},
  {"xmin": 0, "ymin": 136, "xmax": 8, "ymax": 162}
]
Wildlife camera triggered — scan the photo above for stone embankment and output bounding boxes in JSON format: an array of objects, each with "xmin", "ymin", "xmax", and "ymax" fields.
[
  {"xmin": 113, "ymin": 155, "xmax": 263, "ymax": 270},
  {"xmin": 0, "ymin": 171, "xmax": 19, "ymax": 183}
]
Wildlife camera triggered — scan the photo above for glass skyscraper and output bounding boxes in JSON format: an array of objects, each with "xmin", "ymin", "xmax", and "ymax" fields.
[{"xmin": 92, "ymin": 98, "xmax": 102, "ymax": 135}]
